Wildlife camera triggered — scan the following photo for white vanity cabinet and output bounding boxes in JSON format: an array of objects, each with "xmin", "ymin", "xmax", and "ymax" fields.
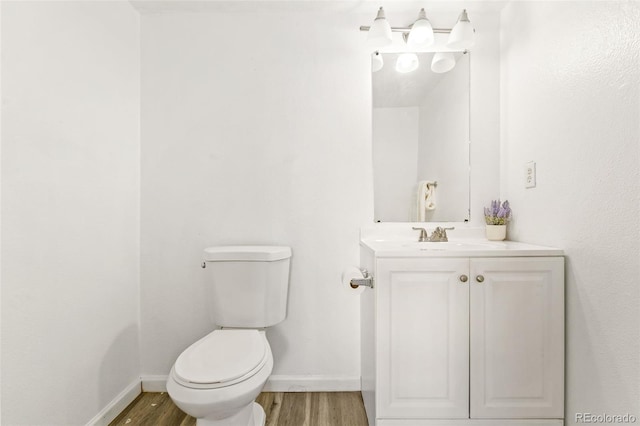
[
  {"xmin": 376, "ymin": 257, "xmax": 470, "ymax": 420},
  {"xmin": 360, "ymin": 245, "xmax": 564, "ymax": 426},
  {"xmin": 469, "ymin": 257, "xmax": 564, "ymax": 420}
]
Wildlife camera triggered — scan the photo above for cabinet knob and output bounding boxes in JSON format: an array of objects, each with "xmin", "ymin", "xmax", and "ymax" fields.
[
  {"xmin": 476, "ymin": 275, "xmax": 485, "ymax": 283},
  {"xmin": 459, "ymin": 275, "xmax": 468, "ymax": 283}
]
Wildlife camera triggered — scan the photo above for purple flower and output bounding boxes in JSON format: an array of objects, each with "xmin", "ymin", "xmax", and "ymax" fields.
[
  {"xmin": 497, "ymin": 207, "xmax": 507, "ymax": 218},
  {"xmin": 491, "ymin": 200, "xmax": 500, "ymax": 216},
  {"xmin": 484, "ymin": 199, "xmax": 512, "ymax": 224}
]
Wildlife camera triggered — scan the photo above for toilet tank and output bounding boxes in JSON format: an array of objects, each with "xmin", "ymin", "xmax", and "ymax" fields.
[{"xmin": 203, "ymin": 246, "xmax": 291, "ymax": 328}]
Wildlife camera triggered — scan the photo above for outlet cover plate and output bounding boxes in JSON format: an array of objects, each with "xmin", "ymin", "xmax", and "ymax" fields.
[{"xmin": 525, "ymin": 161, "xmax": 536, "ymax": 188}]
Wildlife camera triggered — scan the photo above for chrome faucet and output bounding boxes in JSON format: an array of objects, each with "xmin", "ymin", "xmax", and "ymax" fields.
[
  {"xmin": 412, "ymin": 226, "xmax": 455, "ymax": 242},
  {"xmin": 429, "ymin": 226, "xmax": 455, "ymax": 242},
  {"xmin": 412, "ymin": 227, "xmax": 429, "ymax": 242}
]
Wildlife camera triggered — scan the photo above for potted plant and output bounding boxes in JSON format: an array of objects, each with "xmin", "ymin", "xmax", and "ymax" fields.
[{"xmin": 484, "ymin": 200, "xmax": 511, "ymax": 241}]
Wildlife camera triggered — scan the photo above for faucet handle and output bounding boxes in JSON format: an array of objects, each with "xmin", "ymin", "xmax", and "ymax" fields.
[
  {"xmin": 412, "ymin": 227, "xmax": 429, "ymax": 242},
  {"xmin": 440, "ymin": 226, "xmax": 455, "ymax": 241}
]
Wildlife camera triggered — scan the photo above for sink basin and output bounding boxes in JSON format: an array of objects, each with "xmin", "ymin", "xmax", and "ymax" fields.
[{"xmin": 402, "ymin": 241, "xmax": 505, "ymax": 250}]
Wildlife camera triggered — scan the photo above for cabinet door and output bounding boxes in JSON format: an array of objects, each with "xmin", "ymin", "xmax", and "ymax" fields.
[
  {"xmin": 377, "ymin": 258, "xmax": 469, "ymax": 419},
  {"xmin": 470, "ymin": 257, "xmax": 564, "ymax": 418}
]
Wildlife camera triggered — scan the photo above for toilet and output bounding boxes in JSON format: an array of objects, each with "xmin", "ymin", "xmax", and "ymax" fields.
[{"xmin": 167, "ymin": 246, "xmax": 291, "ymax": 426}]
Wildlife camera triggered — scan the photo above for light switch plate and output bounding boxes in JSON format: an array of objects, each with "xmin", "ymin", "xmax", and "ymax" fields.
[{"xmin": 525, "ymin": 161, "xmax": 536, "ymax": 188}]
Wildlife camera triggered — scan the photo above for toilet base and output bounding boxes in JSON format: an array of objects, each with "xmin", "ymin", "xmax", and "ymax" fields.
[
  {"xmin": 254, "ymin": 403, "xmax": 266, "ymax": 426},
  {"xmin": 196, "ymin": 402, "xmax": 265, "ymax": 426}
]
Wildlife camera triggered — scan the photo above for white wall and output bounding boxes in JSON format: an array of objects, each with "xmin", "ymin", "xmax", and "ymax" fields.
[
  {"xmin": 373, "ymin": 107, "xmax": 419, "ymax": 222},
  {"xmin": 500, "ymin": 1, "xmax": 640, "ymax": 422},
  {"xmin": 137, "ymin": 4, "xmax": 501, "ymax": 389},
  {"xmin": 418, "ymin": 53, "xmax": 470, "ymax": 222},
  {"xmin": 469, "ymin": 10, "xmax": 502, "ymax": 225},
  {"xmin": 1, "ymin": 2, "xmax": 140, "ymax": 424},
  {"xmin": 139, "ymin": 8, "xmax": 372, "ymax": 388}
]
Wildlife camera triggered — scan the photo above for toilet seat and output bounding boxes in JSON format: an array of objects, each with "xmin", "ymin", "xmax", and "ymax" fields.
[{"xmin": 173, "ymin": 329, "xmax": 268, "ymax": 390}]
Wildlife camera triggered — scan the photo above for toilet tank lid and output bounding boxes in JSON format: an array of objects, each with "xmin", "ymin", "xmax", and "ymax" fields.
[{"xmin": 204, "ymin": 246, "xmax": 291, "ymax": 262}]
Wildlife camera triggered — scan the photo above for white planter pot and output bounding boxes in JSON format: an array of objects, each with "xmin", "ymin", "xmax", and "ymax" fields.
[{"xmin": 486, "ymin": 225, "xmax": 507, "ymax": 241}]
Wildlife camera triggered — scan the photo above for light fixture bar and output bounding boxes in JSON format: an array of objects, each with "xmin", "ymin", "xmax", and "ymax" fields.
[{"xmin": 360, "ymin": 25, "xmax": 452, "ymax": 34}]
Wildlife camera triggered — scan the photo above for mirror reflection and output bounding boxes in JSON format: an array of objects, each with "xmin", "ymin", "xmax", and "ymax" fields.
[{"xmin": 372, "ymin": 52, "xmax": 470, "ymax": 222}]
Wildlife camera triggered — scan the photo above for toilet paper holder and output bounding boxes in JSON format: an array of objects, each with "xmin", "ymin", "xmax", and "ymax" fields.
[{"xmin": 350, "ymin": 269, "xmax": 374, "ymax": 289}]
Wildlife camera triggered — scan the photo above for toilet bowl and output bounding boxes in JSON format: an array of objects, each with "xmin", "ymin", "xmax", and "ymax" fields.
[{"xmin": 167, "ymin": 329, "xmax": 273, "ymax": 426}]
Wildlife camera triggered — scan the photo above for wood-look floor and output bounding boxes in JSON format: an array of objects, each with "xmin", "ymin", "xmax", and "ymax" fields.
[{"xmin": 110, "ymin": 392, "xmax": 368, "ymax": 426}]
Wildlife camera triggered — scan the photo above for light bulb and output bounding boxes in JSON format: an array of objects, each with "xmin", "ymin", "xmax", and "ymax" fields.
[
  {"xmin": 367, "ymin": 7, "xmax": 393, "ymax": 49},
  {"xmin": 407, "ymin": 9, "xmax": 434, "ymax": 47},
  {"xmin": 431, "ymin": 52, "xmax": 456, "ymax": 73},
  {"xmin": 371, "ymin": 51, "xmax": 384, "ymax": 72},
  {"xmin": 447, "ymin": 9, "xmax": 475, "ymax": 50},
  {"xmin": 396, "ymin": 53, "xmax": 419, "ymax": 73}
]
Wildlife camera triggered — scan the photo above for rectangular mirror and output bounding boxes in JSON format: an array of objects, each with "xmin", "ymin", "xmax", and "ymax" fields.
[{"xmin": 372, "ymin": 52, "xmax": 470, "ymax": 222}]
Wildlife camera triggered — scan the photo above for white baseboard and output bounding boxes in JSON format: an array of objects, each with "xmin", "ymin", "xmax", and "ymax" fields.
[
  {"xmin": 86, "ymin": 380, "xmax": 141, "ymax": 426},
  {"xmin": 142, "ymin": 374, "xmax": 361, "ymax": 393},
  {"xmin": 142, "ymin": 375, "xmax": 169, "ymax": 392},
  {"xmin": 263, "ymin": 375, "xmax": 360, "ymax": 392}
]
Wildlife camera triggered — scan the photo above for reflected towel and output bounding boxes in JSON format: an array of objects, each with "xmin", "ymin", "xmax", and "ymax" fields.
[{"xmin": 416, "ymin": 181, "xmax": 437, "ymax": 221}]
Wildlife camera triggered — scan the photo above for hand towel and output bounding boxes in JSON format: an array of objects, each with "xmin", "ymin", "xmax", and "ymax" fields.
[{"xmin": 416, "ymin": 181, "xmax": 437, "ymax": 221}]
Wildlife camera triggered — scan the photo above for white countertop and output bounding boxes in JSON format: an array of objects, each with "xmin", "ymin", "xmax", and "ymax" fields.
[
  {"xmin": 361, "ymin": 239, "xmax": 563, "ymax": 257},
  {"xmin": 359, "ymin": 223, "xmax": 563, "ymax": 257}
]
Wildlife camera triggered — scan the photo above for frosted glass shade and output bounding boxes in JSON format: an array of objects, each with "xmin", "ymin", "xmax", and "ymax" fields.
[
  {"xmin": 367, "ymin": 7, "xmax": 393, "ymax": 48},
  {"xmin": 407, "ymin": 9, "xmax": 434, "ymax": 47},
  {"xmin": 447, "ymin": 10, "xmax": 475, "ymax": 50},
  {"xmin": 431, "ymin": 52, "xmax": 456, "ymax": 73},
  {"xmin": 371, "ymin": 51, "xmax": 384, "ymax": 72},
  {"xmin": 396, "ymin": 53, "xmax": 419, "ymax": 73}
]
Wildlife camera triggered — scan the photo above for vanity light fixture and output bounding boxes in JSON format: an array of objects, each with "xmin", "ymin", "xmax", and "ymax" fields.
[
  {"xmin": 367, "ymin": 7, "xmax": 393, "ymax": 48},
  {"xmin": 406, "ymin": 8, "xmax": 434, "ymax": 47},
  {"xmin": 372, "ymin": 51, "xmax": 384, "ymax": 72},
  {"xmin": 361, "ymin": 8, "xmax": 474, "ymax": 50},
  {"xmin": 396, "ymin": 53, "xmax": 419, "ymax": 73},
  {"xmin": 431, "ymin": 52, "xmax": 456, "ymax": 73},
  {"xmin": 362, "ymin": 8, "xmax": 473, "ymax": 73},
  {"xmin": 447, "ymin": 9, "xmax": 475, "ymax": 49}
]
